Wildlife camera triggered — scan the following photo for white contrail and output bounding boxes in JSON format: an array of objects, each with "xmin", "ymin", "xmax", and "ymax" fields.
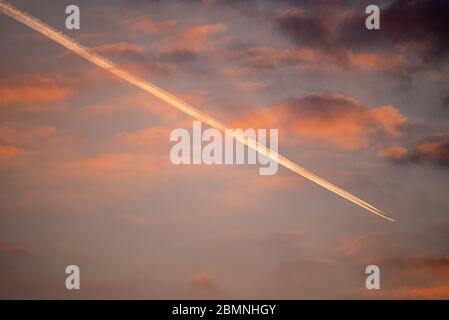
[{"xmin": 0, "ymin": 1, "xmax": 395, "ymax": 221}]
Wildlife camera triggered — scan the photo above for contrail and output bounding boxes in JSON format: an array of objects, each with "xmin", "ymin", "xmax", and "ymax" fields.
[{"xmin": 0, "ymin": 1, "xmax": 395, "ymax": 221}]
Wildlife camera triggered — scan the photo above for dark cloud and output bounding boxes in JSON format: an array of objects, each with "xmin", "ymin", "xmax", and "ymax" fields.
[
  {"xmin": 382, "ymin": 0, "xmax": 449, "ymax": 60},
  {"xmin": 276, "ymin": 0, "xmax": 449, "ymax": 65},
  {"xmin": 444, "ymin": 92, "xmax": 449, "ymax": 109},
  {"xmin": 409, "ymin": 132, "xmax": 449, "ymax": 167},
  {"xmin": 159, "ymin": 48, "xmax": 197, "ymax": 63},
  {"xmin": 346, "ymin": 0, "xmax": 449, "ymax": 59},
  {"xmin": 383, "ymin": 132, "xmax": 449, "ymax": 168},
  {"xmin": 275, "ymin": 8, "xmax": 331, "ymax": 48}
]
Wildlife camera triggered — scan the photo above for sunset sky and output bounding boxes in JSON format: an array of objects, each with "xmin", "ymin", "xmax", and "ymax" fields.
[{"xmin": 1, "ymin": 0, "xmax": 448, "ymax": 299}]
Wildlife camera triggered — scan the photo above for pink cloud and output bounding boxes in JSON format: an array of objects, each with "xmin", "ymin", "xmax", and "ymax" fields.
[{"xmin": 0, "ymin": 75, "xmax": 71, "ymax": 110}]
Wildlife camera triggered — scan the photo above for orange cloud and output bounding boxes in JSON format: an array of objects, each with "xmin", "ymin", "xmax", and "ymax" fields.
[
  {"xmin": 177, "ymin": 91, "xmax": 207, "ymax": 106},
  {"xmin": 0, "ymin": 145, "xmax": 19, "ymax": 156},
  {"xmin": 413, "ymin": 132, "xmax": 449, "ymax": 165},
  {"xmin": 286, "ymin": 48, "xmax": 408, "ymax": 71},
  {"xmin": 388, "ymin": 285, "xmax": 449, "ymax": 299},
  {"xmin": 367, "ymin": 105, "xmax": 407, "ymax": 137},
  {"xmin": 121, "ymin": 11, "xmax": 178, "ymax": 35},
  {"xmin": 131, "ymin": 17, "xmax": 178, "ymax": 34},
  {"xmin": 75, "ymin": 32, "xmax": 106, "ymax": 42},
  {"xmin": 169, "ymin": 23, "xmax": 227, "ymax": 53},
  {"xmin": 233, "ymin": 93, "xmax": 407, "ymax": 150},
  {"xmin": 118, "ymin": 127, "xmax": 170, "ymax": 146},
  {"xmin": 0, "ymin": 145, "xmax": 21, "ymax": 165},
  {"xmin": 190, "ymin": 272, "xmax": 220, "ymax": 292},
  {"xmin": 347, "ymin": 51, "xmax": 408, "ymax": 71},
  {"xmin": 281, "ymin": 94, "xmax": 406, "ymax": 149},
  {"xmin": 0, "ymin": 75, "xmax": 71, "ymax": 108},
  {"xmin": 0, "ymin": 123, "xmax": 57, "ymax": 146},
  {"xmin": 117, "ymin": 126, "xmax": 171, "ymax": 154},
  {"xmin": 335, "ymin": 235, "xmax": 368, "ymax": 256},
  {"xmin": 378, "ymin": 132, "xmax": 449, "ymax": 167},
  {"xmin": 53, "ymin": 153, "xmax": 163, "ymax": 178},
  {"xmin": 403, "ymin": 256, "xmax": 449, "ymax": 278},
  {"xmin": 224, "ymin": 46, "xmax": 408, "ymax": 73},
  {"xmin": 378, "ymin": 145, "xmax": 408, "ymax": 160},
  {"xmin": 373, "ymin": 256, "xmax": 449, "ymax": 299}
]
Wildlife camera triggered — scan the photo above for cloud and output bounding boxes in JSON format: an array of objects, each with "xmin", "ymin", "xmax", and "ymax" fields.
[
  {"xmin": 378, "ymin": 145, "xmax": 408, "ymax": 160},
  {"xmin": 53, "ymin": 153, "xmax": 163, "ymax": 179},
  {"xmin": 280, "ymin": 94, "xmax": 406, "ymax": 149},
  {"xmin": 275, "ymin": 5, "xmax": 337, "ymax": 48},
  {"xmin": 159, "ymin": 49, "xmax": 197, "ymax": 64},
  {"xmin": 0, "ymin": 75, "xmax": 71, "ymax": 109},
  {"xmin": 403, "ymin": 256, "xmax": 449, "ymax": 278},
  {"xmin": 233, "ymin": 93, "xmax": 406, "ymax": 150},
  {"xmin": 165, "ymin": 23, "xmax": 227, "ymax": 55},
  {"xmin": 130, "ymin": 17, "xmax": 178, "ymax": 34},
  {"xmin": 335, "ymin": 235, "xmax": 369, "ymax": 257},
  {"xmin": 92, "ymin": 22, "xmax": 227, "ymax": 67},
  {"xmin": 345, "ymin": 50, "xmax": 408, "ymax": 71},
  {"xmin": 75, "ymin": 32, "xmax": 106, "ymax": 42},
  {"xmin": 91, "ymin": 42, "xmax": 177, "ymax": 75},
  {"xmin": 0, "ymin": 145, "xmax": 21, "ymax": 165},
  {"xmin": 190, "ymin": 272, "xmax": 220, "ymax": 292},
  {"xmin": 0, "ymin": 123, "xmax": 57, "ymax": 147},
  {"xmin": 383, "ymin": 132, "xmax": 449, "ymax": 167},
  {"xmin": 223, "ymin": 45, "xmax": 408, "ymax": 73},
  {"xmin": 410, "ymin": 132, "xmax": 449, "ymax": 167},
  {"xmin": 367, "ymin": 0, "xmax": 449, "ymax": 60},
  {"xmin": 118, "ymin": 127, "xmax": 171, "ymax": 149},
  {"xmin": 48, "ymin": 127, "xmax": 173, "ymax": 180},
  {"xmin": 117, "ymin": 126, "xmax": 172, "ymax": 156},
  {"xmin": 377, "ymin": 255, "xmax": 449, "ymax": 299},
  {"xmin": 385, "ymin": 285, "xmax": 449, "ymax": 299},
  {"xmin": 0, "ymin": 145, "xmax": 20, "ymax": 156},
  {"xmin": 275, "ymin": 0, "xmax": 449, "ymax": 70}
]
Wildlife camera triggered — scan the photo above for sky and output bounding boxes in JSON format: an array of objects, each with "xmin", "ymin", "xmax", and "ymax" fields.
[{"xmin": 0, "ymin": 0, "xmax": 448, "ymax": 299}]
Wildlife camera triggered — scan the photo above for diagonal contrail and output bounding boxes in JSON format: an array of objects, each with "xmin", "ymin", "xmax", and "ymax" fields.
[{"xmin": 0, "ymin": 1, "xmax": 396, "ymax": 221}]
